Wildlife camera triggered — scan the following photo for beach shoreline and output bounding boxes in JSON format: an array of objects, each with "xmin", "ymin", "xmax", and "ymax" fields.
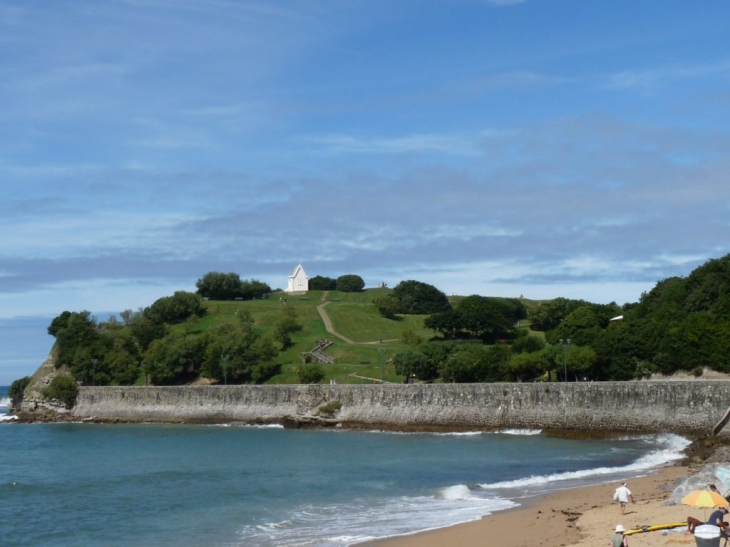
[{"xmin": 363, "ymin": 465, "xmax": 694, "ymax": 547}]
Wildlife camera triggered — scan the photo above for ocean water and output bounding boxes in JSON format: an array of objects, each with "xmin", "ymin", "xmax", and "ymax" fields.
[{"xmin": 0, "ymin": 386, "xmax": 689, "ymax": 547}]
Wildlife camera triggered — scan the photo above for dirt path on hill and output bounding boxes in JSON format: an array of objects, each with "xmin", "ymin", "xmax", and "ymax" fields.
[
  {"xmin": 348, "ymin": 373, "xmax": 391, "ymax": 384},
  {"xmin": 317, "ymin": 294, "xmax": 355, "ymax": 344},
  {"xmin": 316, "ymin": 291, "xmax": 399, "ymax": 346}
]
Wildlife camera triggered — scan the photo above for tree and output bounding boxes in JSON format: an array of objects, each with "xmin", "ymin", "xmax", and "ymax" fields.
[
  {"xmin": 298, "ymin": 363, "xmax": 325, "ymax": 384},
  {"xmin": 240, "ymin": 279, "xmax": 272, "ymax": 300},
  {"xmin": 425, "ymin": 309, "xmax": 463, "ymax": 338},
  {"xmin": 273, "ymin": 306, "xmax": 302, "ymax": 349},
  {"xmin": 198, "ymin": 322, "xmax": 279, "ymax": 384},
  {"xmin": 8, "ymin": 376, "xmax": 31, "ymax": 409},
  {"xmin": 42, "ymin": 375, "xmax": 78, "ymax": 408},
  {"xmin": 393, "ymin": 349, "xmax": 438, "ymax": 380},
  {"xmin": 528, "ymin": 298, "xmax": 589, "ymax": 331},
  {"xmin": 309, "ymin": 275, "xmax": 337, "ymax": 291},
  {"xmin": 508, "ymin": 351, "xmax": 548, "ymax": 382},
  {"xmin": 196, "ymin": 272, "xmax": 245, "ymax": 300},
  {"xmin": 373, "ymin": 295, "xmax": 399, "ymax": 319},
  {"xmin": 336, "ymin": 274, "xmax": 365, "ymax": 292},
  {"xmin": 400, "ymin": 329, "xmax": 423, "ymax": 346},
  {"xmin": 456, "ymin": 295, "xmax": 519, "ymax": 343},
  {"xmin": 142, "ymin": 331, "xmax": 208, "ymax": 385},
  {"xmin": 439, "ymin": 350, "xmax": 482, "ymax": 383},
  {"xmin": 511, "ymin": 333, "xmax": 546, "ymax": 354},
  {"xmin": 48, "ymin": 311, "xmax": 109, "ymax": 384},
  {"xmin": 549, "ymin": 306, "xmax": 603, "ymax": 346},
  {"xmin": 391, "ymin": 280, "xmax": 451, "ymax": 315},
  {"xmin": 129, "ymin": 317, "xmax": 167, "ymax": 352},
  {"xmin": 566, "ymin": 345, "xmax": 597, "ymax": 381},
  {"xmin": 144, "ymin": 291, "xmax": 207, "ymax": 325}
]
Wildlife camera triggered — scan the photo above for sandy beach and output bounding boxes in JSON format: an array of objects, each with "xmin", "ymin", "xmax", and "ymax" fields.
[{"xmin": 367, "ymin": 466, "xmax": 701, "ymax": 547}]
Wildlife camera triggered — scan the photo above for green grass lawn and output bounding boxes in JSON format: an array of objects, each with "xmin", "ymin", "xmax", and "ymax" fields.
[
  {"xmin": 191, "ymin": 289, "xmax": 441, "ymax": 384},
  {"xmin": 188, "ymin": 288, "xmax": 540, "ymax": 385}
]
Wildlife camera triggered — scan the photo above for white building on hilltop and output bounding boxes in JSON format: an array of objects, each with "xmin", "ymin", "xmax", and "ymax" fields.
[{"xmin": 286, "ymin": 264, "xmax": 309, "ymax": 293}]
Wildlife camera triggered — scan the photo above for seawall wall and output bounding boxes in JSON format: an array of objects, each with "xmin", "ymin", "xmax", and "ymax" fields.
[{"xmin": 69, "ymin": 382, "xmax": 730, "ymax": 433}]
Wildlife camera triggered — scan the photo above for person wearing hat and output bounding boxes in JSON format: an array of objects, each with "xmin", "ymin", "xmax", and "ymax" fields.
[{"xmin": 610, "ymin": 524, "xmax": 628, "ymax": 547}]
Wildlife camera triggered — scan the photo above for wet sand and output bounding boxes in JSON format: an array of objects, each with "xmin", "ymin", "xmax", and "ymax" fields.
[{"xmin": 365, "ymin": 466, "xmax": 697, "ymax": 547}]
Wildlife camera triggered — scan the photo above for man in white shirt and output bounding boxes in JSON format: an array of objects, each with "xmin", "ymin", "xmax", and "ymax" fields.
[{"xmin": 614, "ymin": 483, "xmax": 633, "ymax": 515}]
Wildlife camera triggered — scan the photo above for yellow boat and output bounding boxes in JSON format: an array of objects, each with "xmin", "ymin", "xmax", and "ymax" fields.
[{"xmin": 624, "ymin": 522, "xmax": 686, "ymax": 536}]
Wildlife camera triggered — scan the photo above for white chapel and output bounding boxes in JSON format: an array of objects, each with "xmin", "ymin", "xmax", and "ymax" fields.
[{"xmin": 286, "ymin": 264, "xmax": 309, "ymax": 293}]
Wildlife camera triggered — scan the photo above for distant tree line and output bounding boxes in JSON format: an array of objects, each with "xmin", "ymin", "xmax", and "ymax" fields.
[
  {"xmin": 195, "ymin": 272, "xmax": 271, "ymax": 301},
  {"xmin": 13, "ymin": 255, "xmax": 730, "ymax": 391},
  {"xmin": 309, "ymin": 274, "xmax": 365, "ymax": 292},
  {"xmin": 391, "ymin": 254, "xmax": 730, "ymax": 383}
]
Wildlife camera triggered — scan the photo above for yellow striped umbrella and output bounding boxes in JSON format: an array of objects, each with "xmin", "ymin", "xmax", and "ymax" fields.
[
  {"xmin": 682, "ymin": 491, "xmax": 729, "ymax": 508},
  {"xmin": 682, "ymin": 490, "xmax": 729, "ymax": 520}
]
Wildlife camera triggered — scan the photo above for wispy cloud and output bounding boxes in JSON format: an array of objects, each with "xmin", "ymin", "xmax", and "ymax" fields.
[
  {"xmin": 483, "ymin": 0, "xmax": 526, "ymax": 6},
  {"xmin": 466, "ymin": 71, "xmax": 570, "ymax": 92},
  {"xmin": 604, "ymin": 60, "xmax": 730, "ymax": 91},
  {"xmin": 307, "ymin": 133, "xmax": 485, "ymax": 156}
]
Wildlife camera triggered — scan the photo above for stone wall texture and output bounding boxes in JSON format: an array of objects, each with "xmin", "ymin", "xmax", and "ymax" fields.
[{"xmin": 69, "ymin": 381, "xmax": 730, "ymax": 433}]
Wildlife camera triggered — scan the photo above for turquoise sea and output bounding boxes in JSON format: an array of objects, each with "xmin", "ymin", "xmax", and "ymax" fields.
[{"xmin": 0, "ymin": 386, "xmax": 689, "ymax": 547}]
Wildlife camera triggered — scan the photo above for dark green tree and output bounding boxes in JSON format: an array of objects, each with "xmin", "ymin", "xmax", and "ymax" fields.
[
  {"xmin": 456, "ymin": 295, "xmax": 520, "ymax": 343},
  {"xmin": 144, "ymin": 291, "xmax": 207, "ymax": 325},
  {"xmin": 8, "ymin": 376, "xmax": 31, "ymax": 409},
  {"xmin": 42, "ymin": 375, "xmax": 78, "ymax": 408},
  {"xmin": 298, "ymin": 363, "xmax": 325, "ymax": 384},
  {"xmin": 508, "ymin": 350, "xmax": 548, "ymax": 382},
  {"xmin": 240, "ymin": 279, "xmax": 272, "ymax": 300},
  {"xmin": 196, "ymin": 272, "xmax": 245, "ymax": 300},
  {"xmin": 511, "ymin": 333, "xmax": 546, "ymax": 354},
  {"xmin": 528, "ymin": 298, "xmax": 589, "ymax": 331},
  {"xmin": 272, "ymin": 306, "xmax": 303, "ymax": 349},
  {"xmin": 309, "ymin": 275, "xmax": 337, "ymax": 290},
  {"xmin": 393, "ymin": 349, "xmax": 438, "ymax": 381},
  {"xmin": 373, "ymin": 294, "xmax": 399, "ymax": 319},
  {"xmin": 336, "ymin": 274, "xmax": 365, "ymax": 292},
  {"xmin": 391, "ymin": 280, "xmax": 451, "ymax": 315},
  {"xmin": 424, "ymin": 309, "xmax": 463, "ymax": 338}
]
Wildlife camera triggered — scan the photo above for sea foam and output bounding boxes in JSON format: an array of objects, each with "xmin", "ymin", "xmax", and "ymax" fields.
[{"xmin": 478, "ymin": 433, "xmax": 690, "ymax": 491}]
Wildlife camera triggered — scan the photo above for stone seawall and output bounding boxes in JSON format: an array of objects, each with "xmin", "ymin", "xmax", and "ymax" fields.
[{"xmin": 70, "ymin": 381, "xmax": 730, "ymax": 433}]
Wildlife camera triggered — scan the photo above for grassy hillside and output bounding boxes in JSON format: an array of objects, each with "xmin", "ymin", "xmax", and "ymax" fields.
[
  {"xmin": 175, "ymin": 289, "xmax": 549, "ymax": 385},
  {"xmin": 197, "ymin": 289, "xmax": 428, "ymax": 384}
]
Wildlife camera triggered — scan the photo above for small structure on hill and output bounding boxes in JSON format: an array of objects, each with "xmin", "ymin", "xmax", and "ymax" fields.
[
  {"xmin": 286, "ymin": 264, "xmax": 309, "ymax": 293},
  {"xmin": 302, "ymin": 339, "xmax": 334, "ymax": 364}
]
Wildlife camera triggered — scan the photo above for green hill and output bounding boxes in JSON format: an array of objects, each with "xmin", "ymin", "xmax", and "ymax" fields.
[{"xmin": 184, "ymin": 289, "xmax": 433, "ymax": 385}]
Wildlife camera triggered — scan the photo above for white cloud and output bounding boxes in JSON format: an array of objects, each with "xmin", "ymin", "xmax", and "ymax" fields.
[
  {"xmin": 308, "ymin": 133, "xmax": 484, "ymax": 156},
  {"xmin": 604, "ymin": 60, "xmax": 730, "ymax": 91}
]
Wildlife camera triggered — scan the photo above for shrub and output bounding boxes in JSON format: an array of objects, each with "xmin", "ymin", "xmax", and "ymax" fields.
[
  {"xmin": 309, "ymin": 275, "xmax": 337, "ymax": 291},
  {"xmin": 336, "ymin": 274, "xmax": 365, "ymax": 293},
  {"xmin": 298, "ymin": 364, "xmax": 325, "ymax": 384},
  {"xmin": 318, "ymin": 400, "xmax": 342, "ymax": 417},
  {"xmin": 42, "ymin": 375, "xmax": 78, "ymax": 408},
  {"xmin": 400, "ymin": 329, "xmax": 423, "ymax": 346},
  {"xmin": 8, "ymin": 376, "xmax": 31, "ymax": 409}
]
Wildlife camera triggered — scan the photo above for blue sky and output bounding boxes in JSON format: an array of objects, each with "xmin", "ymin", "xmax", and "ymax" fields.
[{"xmin": 2, "ymin": 0, "xmax": 729, "ymax": 384}]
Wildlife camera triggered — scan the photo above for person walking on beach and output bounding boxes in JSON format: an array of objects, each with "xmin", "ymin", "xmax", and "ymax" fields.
[
  {"xmin": 613, "ymin": 483, "xmax": 633, "ymax": 515},
  {"xmin": 610, "ymin": 524, "xmax": 628, "ymax": 547}
]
